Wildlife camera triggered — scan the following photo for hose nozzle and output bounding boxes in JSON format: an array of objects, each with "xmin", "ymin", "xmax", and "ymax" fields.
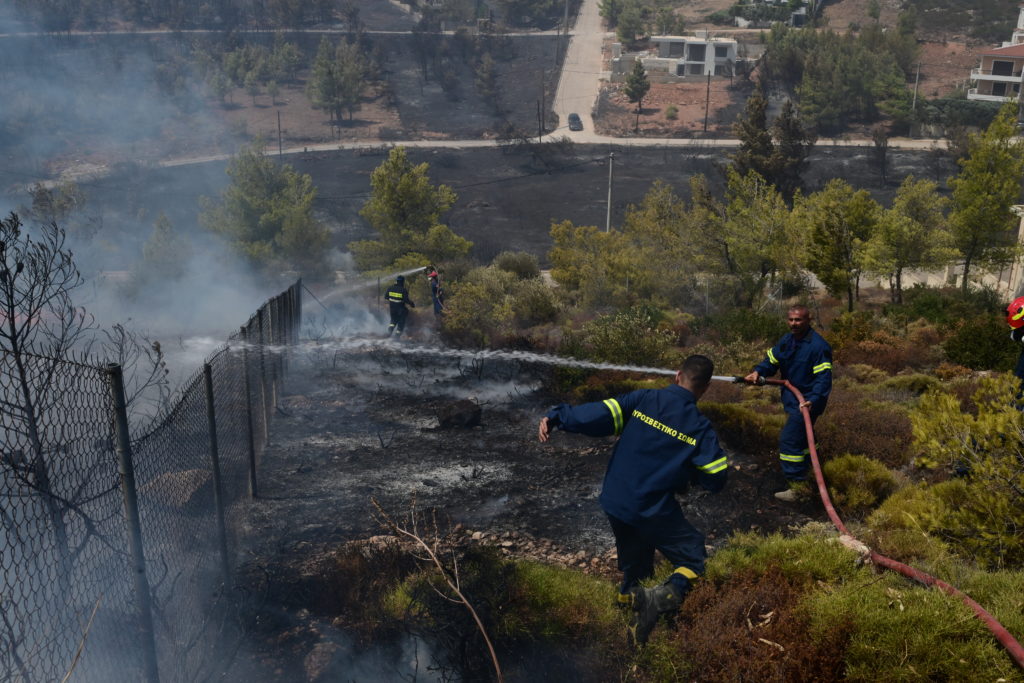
[{"xmin": 711, "ymin": 375, "xmax": 764, "ymax": 385}]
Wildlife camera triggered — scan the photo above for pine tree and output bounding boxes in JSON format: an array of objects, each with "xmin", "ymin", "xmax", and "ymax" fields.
[
  {"xmin": 623, "ymin": 60, "xmax": 650, "ymax": 132},
  {"xmin": 948, "ymin": 102, "xmax": 1024, "ymax": 293},
  {"xmin": 731, "ymin": 86, "xmax": 774, "ymax": 182}
]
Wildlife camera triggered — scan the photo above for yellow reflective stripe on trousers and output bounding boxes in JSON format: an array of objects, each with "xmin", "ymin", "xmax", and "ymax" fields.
[
  {"xmin": 697, "ymin": 456, "xmax": 728, "ymax": 474},
  {"xmin": 673, "ymin": 566, "xmax": 699, "ymax": 580},
  {"xmin": 813, "ymin": 362, "xmax": 832, "ymax": 373},
  {"xmin": 604, "ymin": 399, "xmax": 623, "ymax": 434},
  {"xmin": 779, "ymin": 453, "xmax": 806, "ymax": 462},
  {"xmin": 767, "ymin": 348, "xmax": 779, "ymax": 365}
]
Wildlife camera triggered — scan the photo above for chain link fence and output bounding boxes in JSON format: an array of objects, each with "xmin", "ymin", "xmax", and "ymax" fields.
[{"xmin": 0, "ymin": 281, "xmax": 301, "ymax": 682}]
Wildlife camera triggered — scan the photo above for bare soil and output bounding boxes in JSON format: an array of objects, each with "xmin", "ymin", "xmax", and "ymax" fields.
[{"xmin": 227, "ymin": 346, "xmax": 820, "ymax": 678}]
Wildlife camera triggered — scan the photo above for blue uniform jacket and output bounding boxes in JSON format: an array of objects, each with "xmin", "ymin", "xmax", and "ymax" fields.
[
  {"xmin": 754, "ymin": 328, "xmax": 833, "ymax": 413},
  {"xmin": 545, "ymin": 384, "xmax": 727, "ymax": 525}
]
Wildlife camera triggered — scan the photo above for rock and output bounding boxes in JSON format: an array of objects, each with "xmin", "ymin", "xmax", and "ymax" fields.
[
  {"xmin": 435, "ymin": 399, "xmax": 482, "ymax": 428},
  {"xmin": 139, "ymin": 469, "xmax": 211, "ymax": 511},
  {"xmin": 471, "ymin": 531, "xmax": 484, "ymax": 541},
  {"xmin": 304, "ymin": 640, "xmax": 343, "ymax": 682}
]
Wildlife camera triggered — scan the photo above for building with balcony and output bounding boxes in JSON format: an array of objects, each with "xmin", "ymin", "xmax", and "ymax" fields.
[
  {"xmin": 968, "ymin": 6, "xmax": 1024, "ymax": 102},
  {"xmin": 610, "ymin": 32, "xmax": 739, "ymax": 82}
]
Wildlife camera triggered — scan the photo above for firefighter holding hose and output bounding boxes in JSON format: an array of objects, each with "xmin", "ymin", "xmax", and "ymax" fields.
[
  {"xmin": 384, "ymin": 275, "xmax": 415, "ymax": 338},
  {"xmin": 744, "ymin": 305, "xmax": 832, "ymax": 502},
  {"xmin": 538, "ymin": 355, "xmax": 728, "ymax": 645}
]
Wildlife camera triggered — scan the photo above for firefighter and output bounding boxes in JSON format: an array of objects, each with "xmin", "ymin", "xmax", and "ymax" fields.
[
  {"xmin": 744, "ymin": 305, "xmax": 832, "ymax": 502},
  {"xmin": 538, "ymin": 355, "xmax": 728, "ymax": 645},
  {"xmin": 427, "ymin": 266, "xmax": 445, "ymax": 316},
  {"xmin": 1006, "ymin": 296, "xmax": 1024, "ymax": 393},
  {"xmin": 384, "ymin": 275, "xmax": 415, "ymax": 338}
]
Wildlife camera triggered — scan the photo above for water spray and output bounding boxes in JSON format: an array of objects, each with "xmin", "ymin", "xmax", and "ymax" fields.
[{"xmin": 312, "ymin": 266, "xmax": 430, "ymax": 308}]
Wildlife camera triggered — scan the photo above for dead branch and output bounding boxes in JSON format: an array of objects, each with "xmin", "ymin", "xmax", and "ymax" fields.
[
  {"xmin": 60, "ymin": 595, "xmax": 102, "ymax": 683},
  {"xmin": 372, "ymin": 498, "xmax": 503, "ymax": 683}
]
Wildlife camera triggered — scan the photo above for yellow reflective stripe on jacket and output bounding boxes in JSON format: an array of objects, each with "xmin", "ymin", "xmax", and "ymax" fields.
[
  {"xmin": 766, "ymin": 348, "xmax": 779, "ymax": 365},
  {"xmin": 697, "ymin": 456, "xmax": 728, "ymax": 474},
  {"xmin": 779, "ymin": 453, "xmax": 806, "ymax": 463},
  {"xmin": 604, "ymin": 399, "xmax": 623, "ymax": 434},
  {"xmin": 1014, "ymin": 309, "xmax": 1024, "ymax": 321},
  {"xmin": 673, "ymin": 566, "xmax": 699, "ymax": 580},
  {"xmin": 813, "ymin": 362, "xmax": 832, "ymax": 374}
]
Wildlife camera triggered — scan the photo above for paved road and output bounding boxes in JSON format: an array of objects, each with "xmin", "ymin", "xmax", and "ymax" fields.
[{"xmin": 551, "ymin": 0, "xmax": 607, "ymax": 141}]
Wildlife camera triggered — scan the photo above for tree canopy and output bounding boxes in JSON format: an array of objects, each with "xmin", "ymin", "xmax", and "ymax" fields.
[
  {"xmin": 948, "ymin": 101, "xmax": 1024, "ymax": 292},
  {"xmin": 350, "ymin": 147, "xmax": 471, "ymax": 273},
  {"xmin": 199, "ymin": 141, "xmax": 330, "ymax": 276}
]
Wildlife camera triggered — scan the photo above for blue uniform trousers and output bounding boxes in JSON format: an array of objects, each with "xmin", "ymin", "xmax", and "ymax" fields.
[
  {"xmin": 607, "ymin": 508, "xmax": 705, "ymax": 595},
  {"xmin": 779, "ymin": 408, "xmax": 821, "ymax": 481}
]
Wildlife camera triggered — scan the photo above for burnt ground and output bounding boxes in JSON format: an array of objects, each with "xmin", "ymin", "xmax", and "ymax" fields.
[{"xmin": 226, "ymin": 341, "xmax": 822, "ymax": 679}]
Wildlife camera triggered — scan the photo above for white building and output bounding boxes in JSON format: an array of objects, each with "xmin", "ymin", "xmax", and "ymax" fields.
[
  {"xmin": 611, "ymin": 32, "xmax": 738, "ymax": 82},
  {"xmin": 968, "ymin": 5, "xmax": 1024, "ymax": 103}
]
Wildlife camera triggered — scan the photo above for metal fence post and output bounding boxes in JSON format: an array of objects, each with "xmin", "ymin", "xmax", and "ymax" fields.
[
  {"xmin": 268, "ymin": 298, "xmax": 278, "ymax": 409},
  {"xmin": 240, "ymin": 326, "xmax": 258, "ymax": 499},
  {"xmin": 257, "ymin": 308, "xmax": 270, "ymax": 440},
  {"xmin": 202, "ymin": 363, "xmax": 232, "ymax": 586},
  {"xmin": 295, "ymin": 279, "xmax": 302, "ymax": 345},
  {"xmin": 105, "ymin": 363, "xmax": 160, "ymax": 683}
]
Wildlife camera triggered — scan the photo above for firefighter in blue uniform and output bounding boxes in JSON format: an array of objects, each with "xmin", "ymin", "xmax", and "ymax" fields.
[
  {"xmin": 384, "ymin": 275, "xmax": 415, "ymax": 337},
  {"xmin": 744, "ymin": 305, "xmax": 832, "ymax": 502},
  {"xmin": 538, "ymin": 355, "xmax": 728, "ymax": 644}
]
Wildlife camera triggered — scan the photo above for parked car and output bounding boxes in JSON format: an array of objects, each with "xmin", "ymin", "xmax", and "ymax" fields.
[{"xmin": 567, "ymin": 113, "xmax": 583, "ymax": 131}]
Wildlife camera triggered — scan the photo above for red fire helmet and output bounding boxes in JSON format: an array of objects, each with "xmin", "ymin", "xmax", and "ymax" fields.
[{"xmin": 1008, "ymin": 296, "xmax": 1024, "ymax": 329}]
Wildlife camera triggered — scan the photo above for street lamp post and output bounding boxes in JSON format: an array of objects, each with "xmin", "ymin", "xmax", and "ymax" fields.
[{"xmin": 606, "ymin": 151, "xmax": 615, "ymax": 232}]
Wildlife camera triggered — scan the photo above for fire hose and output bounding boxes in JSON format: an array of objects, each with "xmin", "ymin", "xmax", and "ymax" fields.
[{"xmin": 714, "ymin": 375, "xmax": 1024, "ymax": 670}]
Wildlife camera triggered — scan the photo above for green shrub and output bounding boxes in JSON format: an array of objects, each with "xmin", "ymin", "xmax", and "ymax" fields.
[
  {"xmin": 492, "ymin": 250, "xmax": 540, "ymax": 280},
  {"xmin": 510, "ymin": 277, "xmax": 560, "ymax": 327},
  {"xmin": 570, "ymin": 305, "xmax": 675, "ymax": 367},
  {"xmin": 911, "ymin": 374, "xmax": 1024, "ymax": 568},
  {"xmin": 707, "ymin": 526, "xmax": 1024, "ymax": 677},
  {"xmin": 828, "ymin": 310, "xmax": 878, "ymax": 351},
  {"xmin": 881, "ymin": 373, "xmax": 943, "ymax": 396},
  {"xmin": 692, "ymin": 309, "xmax": 787, "ymax": 344},
  {"xmin": 665, "ymin": 104, "xmax": 678, "ymax": 120},
  {"xmin": 885, "ymin": 284, "xmax": 1004, "ymax": 326},
  {"xmin": 701, "ymin": 402, "xmax": 785, "ymax": 459},
  {"xmin": 806, "ymin": 561, "xmax": 1023, "ymax": 680},
  {"xmin": 942, "ymin": 314, "xmax": 1018, "ymax": 371},
  {"xmin": 822, "ymin": 454, "xmax": 898, "ymax": 519},
  {"xmin": 864, "ymin": 481, "xmax": 958, "ymax": 565},
  {"xmin": 442, "ymin": 267, "xmax": 563, "ymax": 347}
]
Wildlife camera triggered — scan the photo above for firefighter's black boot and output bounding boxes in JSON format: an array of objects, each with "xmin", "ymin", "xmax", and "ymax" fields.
[{"xmin": 630, "ymin": 581, "xmax": 684, "ymax": 645}]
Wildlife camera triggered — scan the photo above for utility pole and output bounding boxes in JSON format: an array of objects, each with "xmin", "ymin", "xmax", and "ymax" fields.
[
  {"xmin": 911, "ymin": 62, "xmax": 921, "ymax": 111},
  {"xmin": 540, "ymin": 69, "xmax": 545, "ymax": 136},
  {"xmin": 605, "ymin": 152, "xmax": 615, "ymax": 232},
  {"xmin": 277, "ymin": 110, "xmax": 283, "ymax": 156},
  {"xmin": 703, "ymin": 72, "xmax": 711, "ymax": 132}
]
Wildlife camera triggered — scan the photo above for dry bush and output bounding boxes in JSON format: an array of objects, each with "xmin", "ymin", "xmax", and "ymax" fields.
[
  {"xmin": 813, "ymin": 391, "xmax": 912, "ymax": 468},
  {"xmin": 655, "ymin": 567, "xmax": 850, "ymax": 682},
  {"xmin": 834, "ymin": 363, "xmax": 888, "ymax": 385},
  {"xmin": 835, "ymin": 334, "xmax": 911, "ymax": 375},
  {"xmin": 934, "ymin": 362, "xmax": 973, "ymax": 382}
]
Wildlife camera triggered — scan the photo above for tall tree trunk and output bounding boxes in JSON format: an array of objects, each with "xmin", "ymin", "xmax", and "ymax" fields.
[
  {"xmin": 847, "ymin": 281, "xmax": 854, "ymax": 312},
  {"xmin": 895, "ymin": 267, "xmax": 903, "ymax": 304}
]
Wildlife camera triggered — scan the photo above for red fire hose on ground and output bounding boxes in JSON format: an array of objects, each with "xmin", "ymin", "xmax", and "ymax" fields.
[{"xmin": 759, "ymin": 377, "xmax": 1024, "ymax": 670}]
